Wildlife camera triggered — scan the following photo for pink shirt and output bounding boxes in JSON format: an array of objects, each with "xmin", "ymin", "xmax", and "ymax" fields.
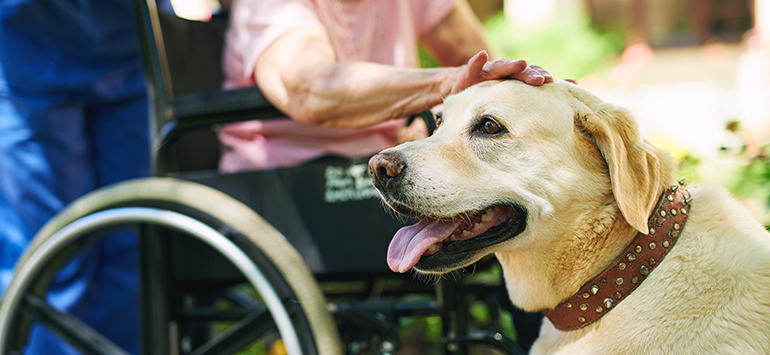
[{"xmin": 218, "ymin": 0, "xmax": 456, "ymax": 171}]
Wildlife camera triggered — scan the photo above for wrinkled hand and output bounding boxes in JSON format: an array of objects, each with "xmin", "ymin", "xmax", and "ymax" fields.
[{"xmin": 445, "ymin": 50, "xmax": 553, "ymax": 96}]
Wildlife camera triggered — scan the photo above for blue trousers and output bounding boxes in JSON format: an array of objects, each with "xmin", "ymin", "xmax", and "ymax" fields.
[{"xmin": 0, "ymin": 86, "xmax": 150, "ymax": 353}]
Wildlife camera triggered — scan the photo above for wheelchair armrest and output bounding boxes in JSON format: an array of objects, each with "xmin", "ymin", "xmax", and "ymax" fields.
[{"xmin": 168, "ymin": 86, "xmax": 285, "ymax": 127}]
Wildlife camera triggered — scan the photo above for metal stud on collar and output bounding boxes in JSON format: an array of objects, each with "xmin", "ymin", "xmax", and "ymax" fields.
[{"xmin": 542, "ymin": 181, "xmax": 691, "ymax": 331}]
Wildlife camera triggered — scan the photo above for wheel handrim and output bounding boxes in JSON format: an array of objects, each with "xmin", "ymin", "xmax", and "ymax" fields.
[{"xmin": 0, "ymin": 207, "xmax": 305, "ymax": 355}]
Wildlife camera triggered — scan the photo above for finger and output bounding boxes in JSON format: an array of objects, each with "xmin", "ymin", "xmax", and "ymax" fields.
[
  {"xmin": 467, "ymin": 50, "xmax": 489, "ymax": 74},
  {"xmin": 529, "ymin": 65, "xmax": 554, "ymax": 83},
  {"xmin": 511, "ymin": 67, "xmax": 546, "ymax": 86},
  {"xmin": 482, "ymin": 59, "xmax": 528, "ymax": 78},
  {"xmin": 449, "ymin": 51, "xmax": 489, "ymax": 96},
  {"xmin": 525, "ymin": 73, "xmax": 546, "ymax": 86}
]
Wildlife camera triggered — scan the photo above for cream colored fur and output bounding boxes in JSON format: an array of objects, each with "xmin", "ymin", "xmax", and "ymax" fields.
[{"xmin": 381, "ymin": 80, "xmax": 770, "ymax": 354}]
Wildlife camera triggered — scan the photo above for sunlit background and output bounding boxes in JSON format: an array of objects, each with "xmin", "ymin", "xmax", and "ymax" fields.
[{"xmin": 172, "ymin": 0, "xmax": 770, "ymax": 224}]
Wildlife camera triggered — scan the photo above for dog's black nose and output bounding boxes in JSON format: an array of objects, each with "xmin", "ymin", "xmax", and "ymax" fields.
[{"xmin": 369, "ymin": 151, "xmax": 406, "ymax": 191}]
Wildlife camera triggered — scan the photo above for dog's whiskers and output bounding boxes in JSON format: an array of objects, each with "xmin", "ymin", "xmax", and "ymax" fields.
[
  {"xmin": 458, "ymin": 212, "xmax": 472, "ymax": 226},
  {"xmin": 412, "ymin": 270, "xmax": 444, "ymax": 285},
  {"xmin": 550, "ymin": 214, "xmax": 568, "ymax": 231}
]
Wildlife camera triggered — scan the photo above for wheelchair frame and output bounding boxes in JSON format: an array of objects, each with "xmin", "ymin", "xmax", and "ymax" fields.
[{"xmin": 0, "ymin": 1, "xmax": 536, "ymax": 354}]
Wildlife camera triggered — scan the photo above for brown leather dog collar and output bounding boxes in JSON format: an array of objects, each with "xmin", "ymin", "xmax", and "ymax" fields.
[{"xmin": 542, "ymin": 180, "xmax": 692, "ymax": 331}]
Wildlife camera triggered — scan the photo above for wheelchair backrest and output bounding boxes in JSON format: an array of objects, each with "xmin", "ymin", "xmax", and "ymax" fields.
[{"xmin": 133, "ymin": 0, "xmax": 412, "ymax": 278}]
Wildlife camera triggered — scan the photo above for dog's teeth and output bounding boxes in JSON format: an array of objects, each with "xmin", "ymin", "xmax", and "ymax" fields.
[
  {"xmin": 427, "ymin": 244, "xmax": 440, "ymax": 253},
  {"xmin": 482, "ymin": 206, "xmax": 501, "ymax": 222},
  {"xmin": 447, "ymin": 235, "xmax": 458, "ymax": 241},
  {"xmin": 461, "ymin": 230, "xmax": 471, "ymax": 237},
  {"xmin": 473, "ymin": 223, "xmax": 483, "ymax": 230}
]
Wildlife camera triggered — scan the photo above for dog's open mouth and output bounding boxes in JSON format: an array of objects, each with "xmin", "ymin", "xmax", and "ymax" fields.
[{"xmin": 387, "ymin": 204, "xmax": 527, "ymax": 273}]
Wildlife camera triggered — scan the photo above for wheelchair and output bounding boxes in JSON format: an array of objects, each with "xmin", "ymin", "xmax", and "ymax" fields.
[{"xmin": 0, "ymin": 1, "xmax": 541, "ymax": 354}]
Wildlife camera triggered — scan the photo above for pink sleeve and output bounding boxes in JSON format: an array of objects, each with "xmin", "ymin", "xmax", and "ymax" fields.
[
  {"xmin": 411, "ymin": 0, "xmax": 458, "ymax": 37},
  {"xmin": 224, "ymin": 0, "xmax": 326, "ymax": 87}
]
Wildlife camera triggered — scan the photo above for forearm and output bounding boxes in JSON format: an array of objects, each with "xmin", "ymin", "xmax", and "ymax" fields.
[
  {"xmin": 256, "ymin": 29, "xmax": 548, "ymax": 130},
  {"xmin": 287, "ymin": 62, "xmax": 458, "ymax": 128}
]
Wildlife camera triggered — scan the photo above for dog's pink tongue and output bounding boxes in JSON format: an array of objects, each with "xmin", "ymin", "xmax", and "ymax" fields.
[{"xmin": 387, "ymin": 217, "xmax": 461, "ymax": 273}]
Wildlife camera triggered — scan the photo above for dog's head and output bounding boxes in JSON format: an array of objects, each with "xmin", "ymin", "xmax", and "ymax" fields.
[{"xmin": 370, "ymin": 80, "xmax": 676, "ymax": 278}]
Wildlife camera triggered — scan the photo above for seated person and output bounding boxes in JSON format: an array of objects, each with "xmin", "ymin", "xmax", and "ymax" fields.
[{"xmin": 218, "ymin": 0, "xmax": 552, "ymax": 172}]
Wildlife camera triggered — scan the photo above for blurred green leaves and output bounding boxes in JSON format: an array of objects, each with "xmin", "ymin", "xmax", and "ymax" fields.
[{"xmin": 483, "ymin": 11, "xmax": 624, "ymax": 80}]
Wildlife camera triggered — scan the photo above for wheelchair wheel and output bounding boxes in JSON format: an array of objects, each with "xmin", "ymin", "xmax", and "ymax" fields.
[{"xmin": 0, "ymin": 177, "xmax": 342, "ymax": 355}]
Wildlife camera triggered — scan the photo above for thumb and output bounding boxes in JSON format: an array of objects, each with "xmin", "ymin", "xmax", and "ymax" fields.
[{"xmin": 467, "ymin": 50, "xmax": 489, "ymax": 73}]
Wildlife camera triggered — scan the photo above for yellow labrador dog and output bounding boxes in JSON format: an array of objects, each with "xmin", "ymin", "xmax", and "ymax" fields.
[{"xmin": 369, "ymin": 80, "xmax": 770, "ymax": 354}]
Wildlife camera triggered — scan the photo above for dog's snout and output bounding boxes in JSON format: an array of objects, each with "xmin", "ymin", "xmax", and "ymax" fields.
[{"xmin": 369, "ymin": 151, "xmax": 406, "ymax": 191}]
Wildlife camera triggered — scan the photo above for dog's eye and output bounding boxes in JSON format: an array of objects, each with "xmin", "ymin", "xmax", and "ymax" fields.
[
  {"xmin": 479, "ymin": 116, "xmax": 503, "ymax": 135},
  {"xmin": 435, "ymin": 112, "xmax": 443, "ymax": 128}
]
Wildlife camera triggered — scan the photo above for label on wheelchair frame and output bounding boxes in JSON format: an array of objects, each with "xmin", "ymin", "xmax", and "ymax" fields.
[{"xmin": 324, "ymin": 163, "xmax": 379, "ymax": 203}]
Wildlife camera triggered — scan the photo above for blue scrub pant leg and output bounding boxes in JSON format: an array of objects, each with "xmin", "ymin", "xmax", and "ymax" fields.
[{"xmin": 0, "ymin": 92, "xmax": 150, "ymax": 354}]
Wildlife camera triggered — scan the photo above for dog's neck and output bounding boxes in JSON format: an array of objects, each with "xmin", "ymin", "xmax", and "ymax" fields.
[
  {"xmin": 495, "ymin": 188, "xmax": 637, "ymax": 311},
  {"xmin": 549, "ymin": 196, "xmax": 638, "ymax": 295},
  {"xmin": 541, "ymin": 182, "xmax": 691, "ymax": 330}
]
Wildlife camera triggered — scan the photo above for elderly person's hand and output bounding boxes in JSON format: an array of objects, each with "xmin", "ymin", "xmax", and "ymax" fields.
[
  {"xmin": 442, "ymin": 50, "xmax": 553, "ymax": 97},
  {"xmin": 397, "ymin": 51, "xmax": 552, "ymax": 143}
]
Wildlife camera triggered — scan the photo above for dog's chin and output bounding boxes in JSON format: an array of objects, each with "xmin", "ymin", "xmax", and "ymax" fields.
[{"xmin": 400, "ymin": 203, "xmax": 528, "ymax": 275}]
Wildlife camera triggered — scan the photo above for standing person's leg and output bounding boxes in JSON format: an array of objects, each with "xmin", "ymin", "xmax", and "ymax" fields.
[
  {"xmin": 84, "ymin": 93, "xmax": 151, "ymax": 354},
  {"xmin": 0, "ymin": 94, "xmax": 101, "ymax": 354}
]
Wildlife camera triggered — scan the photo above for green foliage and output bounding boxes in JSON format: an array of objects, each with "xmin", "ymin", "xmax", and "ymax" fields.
[
  {"xmin": 675, "ymin": 153, "xmax": 703, "ymax": 185},
  {"xmin": 398, "ymin": 314, "xmax": 445, "ymax": 344},
  {"xmin": 418, "ymin": 45, "xmax": 440, "ymax": 69},
  {"xmin": 724, "ymin": 148, "xmax": 770, "ymax": 203},
  {"xmin": 469, "ymin": 300, "xmax": 492, "ymax": 324},
  {"xmin": 681, "ymin": 121, "xmax": 770, "ymax": 226},
  {"xmin": 715, "ymin": 122, "xmax": 770, "ymax": 204},
  {"xmin": 482, "ymin": 11, "xmax": 624, "ymax": 80}
]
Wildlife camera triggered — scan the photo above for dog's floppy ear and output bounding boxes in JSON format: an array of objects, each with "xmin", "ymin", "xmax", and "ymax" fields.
[{"xmin": 566, "ymin": 84, "xmax": 676, "ymax": 233}]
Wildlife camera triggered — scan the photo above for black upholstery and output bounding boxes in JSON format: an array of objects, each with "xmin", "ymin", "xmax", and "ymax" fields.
[{"xmin": 137, "ymin": 6, "xmax": 410, "ymax": 277}]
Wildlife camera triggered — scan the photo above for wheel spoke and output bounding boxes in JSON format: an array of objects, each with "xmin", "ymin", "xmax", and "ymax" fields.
[
  {"xmin": 21, "ymin": 293, "xmax": 129, "ymax": 355},
  {"xmin": 190, "ymin": 306, "xmax": 274, "ymax": 355}
]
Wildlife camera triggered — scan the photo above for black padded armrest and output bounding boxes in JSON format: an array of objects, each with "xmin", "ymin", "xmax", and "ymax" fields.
[{"xmin": 168, "ymin": 86, "xmax": 285, "ymax": 127}]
